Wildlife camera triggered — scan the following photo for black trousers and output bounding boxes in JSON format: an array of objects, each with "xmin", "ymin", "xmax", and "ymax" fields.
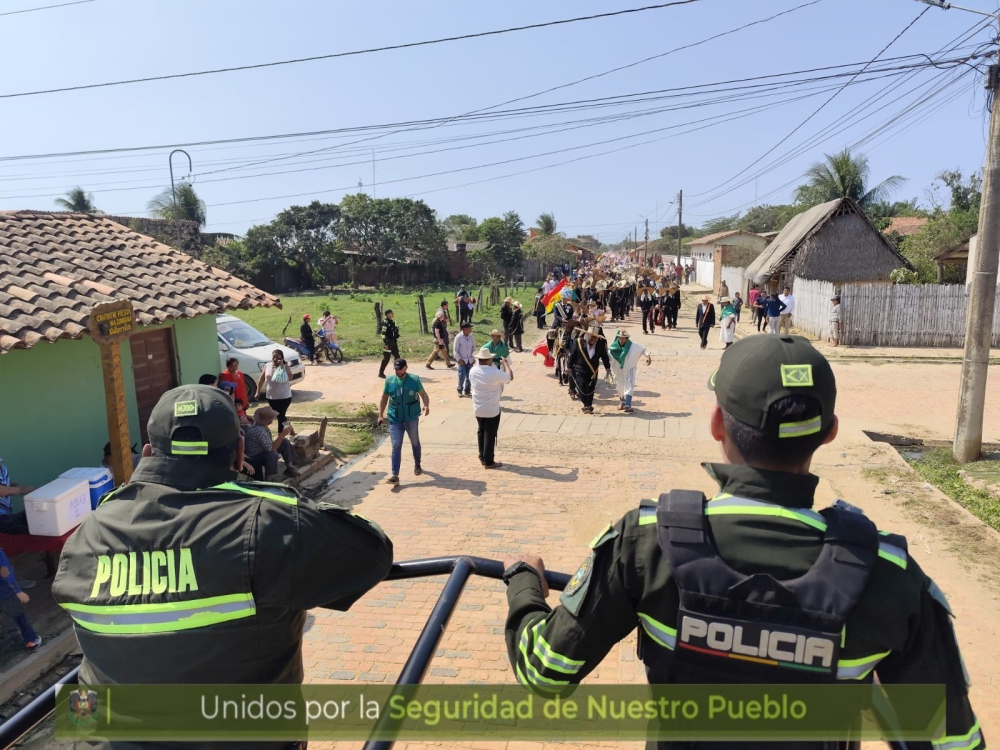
[
  {"xmin": 666, "ymin": 309, "xmax": 678, "ymax": 328},
  {"xmin": 698, "ymin": 325, "xmax": 711, "ymax": 347},
  {"xmin": 642, "ymin": 307, "xmax": 655, "ymax": 332},
  {"xmin": 379, "ymin": 342, "xmax": 400, "ymax": 376},
  {"xmin": 266, "ymin": 397, "xmax": 293, "ymax": 431},
  {"xmin": 303, "ymin": 338, "xmax": 317, "ymax": 363},
  {"xmin": 578, "ymin": 376, "xmax": 597, "ymax": 408},
  {"xmin": 536, "ymin": 314, "xmax": 545, "ymax": 329},
  {"xmin": 477, "ymin": 412, "xmax": 501, "ymax": 465},
  {"xmin": 0, "ymin": 511, "xmax": 29, "ymax": 535},
  {"xmin": 503, "ymin": 324, "xmax": 513, "ymax": 347},
  {"xmin": 512, "ymin": 330, "xmax": 522, "ymax": 351}
]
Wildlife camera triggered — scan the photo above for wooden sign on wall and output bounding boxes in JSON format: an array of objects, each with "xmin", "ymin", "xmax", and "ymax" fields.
[{"xmin": 87, "ymin": 300, "xmax": 137, "ymax": 487}]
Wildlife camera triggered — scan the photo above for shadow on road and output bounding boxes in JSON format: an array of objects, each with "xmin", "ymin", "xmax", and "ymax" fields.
[
  {"xmin": 390, "ymin": 470, "xmax": 487, "ymax": 497},
  {"xmin": 495, "ymin": 464, "xmax": 579, "ymax": 482}
]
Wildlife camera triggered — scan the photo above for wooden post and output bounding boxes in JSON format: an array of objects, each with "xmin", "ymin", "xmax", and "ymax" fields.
[
  {"xmin": 374, "ymin": 302, "xmax": 382, "ymax": 335},
  {"xmin": 88, "ymin": 300, "xmax": 137, "ymax": 487},
  {"xmin": 417, "ymin": 295, "xmax": 429, "ymax": 334}
]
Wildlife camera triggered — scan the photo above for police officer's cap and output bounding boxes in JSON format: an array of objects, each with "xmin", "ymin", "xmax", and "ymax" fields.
[
  {"xmin": 147, "ymin": 384, "xmax": 240, "ymax": 458},
  {"xmin": 708, "ymin": 335, "xmax": 835, "ymax": 436}
]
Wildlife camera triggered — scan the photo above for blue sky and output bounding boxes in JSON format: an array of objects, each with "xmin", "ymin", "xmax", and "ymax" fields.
[{"xmin": 0, "ymin": 0, "xmax": 993, "ymax": 241}]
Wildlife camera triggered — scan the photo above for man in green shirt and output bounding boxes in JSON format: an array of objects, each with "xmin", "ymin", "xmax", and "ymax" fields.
[
  {"xmin": 377, "ymin": 358, "xmax": 430, "ymax": 485},
  {"xmin": 486, "ymin": 329, "xmax": 510, "ymax": 369}
]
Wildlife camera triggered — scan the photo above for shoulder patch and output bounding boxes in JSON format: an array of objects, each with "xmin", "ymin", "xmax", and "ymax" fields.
[{"xmin": 559, "ymin": 552, "xmax": 595, "ymax": 616}]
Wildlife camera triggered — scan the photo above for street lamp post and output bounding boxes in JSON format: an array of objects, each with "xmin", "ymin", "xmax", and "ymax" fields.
[{"xmin": 915, "ymin": 0, "xmax": 1000, "ymax": 462}]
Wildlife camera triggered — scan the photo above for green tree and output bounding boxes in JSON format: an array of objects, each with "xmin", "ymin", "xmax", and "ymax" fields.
[
  {"xmin": 737, "ymin": 204, "xmax": 787, "ymax": 234},
  {"xmin": 244, "ymin": 202, "xmax": 341, "ymax": 288},
  {"xmin": 700, "ymin": 214, "xmax": 741, "ymax": 234},
  {"xmin": 794, "ymin": 149, "xmax": 905, "ymax": 211},
  {"xmin": 147, "ymin": 182, "xmax": 207, "ymax": 227},
  {"xmin": 443, "ymin": 213, "xmax": 480, "ymax": 241},
  {"xmin": 472, "ymin": 211, "xmax": 526, "ymax": 274},
  {"xmin": 901, "ymin": 170, "xmax": 981, "ymax": 283},
  {"xmin": 536, "ymin": 212, "xmax": 558, "ymax": 235},
  {"xmin": 571, "ymin": 234, "xmax": 600, "ymax": 251},
  {"xmin": 54, "ymin": 186, "xmax": 97, "ymax": 212},
  {"xmin": 525, "ymin": 235, "xmax": 573, "ymax": 268},
  {"xmin": 660, "ymin": 223, "xmax": 694, "ymax": 241},
  {"xmin": 335, "ymin": 194, "xmax": 446, "ymax": 285}
]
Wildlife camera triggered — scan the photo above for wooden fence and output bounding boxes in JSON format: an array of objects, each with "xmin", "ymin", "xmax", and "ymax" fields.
[
  {"xmin": 791, "ymin": 277, "xmax": 998, "ymax": 347},
  {"xmin": 693, "ymin": 259, "xmax": 715, "ymax": 287}
]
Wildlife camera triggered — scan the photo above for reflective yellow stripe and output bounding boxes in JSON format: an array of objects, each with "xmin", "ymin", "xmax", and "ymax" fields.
[
  {"xmin": 638, "ymin": 612, "xmax": 677, "ymax": 650},
  {"xmin": 836, "ymin": 650, "xmax": 891, "ymax": 680},
  {"xmin": 705, "ymin": 501, "xmax": 828, "ymax": 532},
  {"xmin": 933, "ymin": 722, "xmax": 983, "ymax": 750},
  {"xmin": 878, "ymin": 542, "xmax": 908, "ymax": 570},
  {"xmin": 638, "ymin": 506, "xmax": 657, "ymax": 526},
  {"xmin": 212, "ymin": 482, "xmax": 297, "ymax": 506},
  {"xmin": 62, "ymin": 593, "xmax": 255, "ymax": 634},
  {"xmin": 532, "ymin": 622, "xmax": 584, "ymax": 675},
  {"xmin": 778, "ymin": 416, "xmax": 822, "ymax": 438},
  {"xmin": 589, "ymin": 524, "xmax": 612, "ymax": 547},
  {"xmin": 171, "ymin": 441, "xmax": 208, "ymax": 455},
  {"xmin": 518, "ymin": 622, "xmax": 571, "ymax": 688}
]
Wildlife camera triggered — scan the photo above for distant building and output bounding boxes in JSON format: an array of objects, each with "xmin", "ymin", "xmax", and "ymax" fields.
[
  {"xmin": 744, "ymin": 198, "xmax": 910, "ymax": 292},
  {"xmin": 685, "ymin": 230, "xmax": 767, "ymax": 261},
  {"xmin": 885, "ymin": 216, "xmax": 928, "ymax": 238}
]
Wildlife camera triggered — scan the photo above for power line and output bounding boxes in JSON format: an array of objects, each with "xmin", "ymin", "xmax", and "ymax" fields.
[
  {"xmin": 0, "ymin": 0, "xmax": 706, "ymax": 100},
  {"xmin": 197, "ymin": 0, "xmax": 825, "ymax": 178},
  {"xmin": 0, "ymin": 0, "xmax": 93, "ymax": 18},
  {"xmin": 686, "ymin": 5, "xmax": 931, "ymax": 203}
]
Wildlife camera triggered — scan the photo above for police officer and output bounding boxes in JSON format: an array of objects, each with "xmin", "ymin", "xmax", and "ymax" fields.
[
  {"xmin": 503, "ymin": 335, "xmax": 983, "ymax": 750},
  {"xmin": 378, "ymin": 309, "xmax": 401, "ymax": 379},
  {"xmin": 52, "ymin": 385, "xmax": 393, "ymax": 750}
]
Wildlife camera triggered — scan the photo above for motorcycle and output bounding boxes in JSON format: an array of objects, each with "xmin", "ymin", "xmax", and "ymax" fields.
[{"xmin": 281, "ymin": 316, "xmax": 344, "ymax": 363}]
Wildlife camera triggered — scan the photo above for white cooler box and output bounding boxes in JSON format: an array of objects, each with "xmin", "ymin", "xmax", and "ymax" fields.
[{"xmin": 23, "ymin": 478, "xmax": 92, "ymax": 536}]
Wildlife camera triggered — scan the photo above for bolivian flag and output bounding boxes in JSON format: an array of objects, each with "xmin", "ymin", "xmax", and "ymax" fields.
[{"xmin": 541, "ymin": 278, "xmax": 568, "ymax": 314}]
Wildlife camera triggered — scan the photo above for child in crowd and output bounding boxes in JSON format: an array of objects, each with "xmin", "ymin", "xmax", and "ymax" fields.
[
  {"xmin": 0, "ymin": 548, "xmax": 42, "ymax": 651},
  {"xmin": 233, "ymin": 398, "xmax": 251, "ymax": 425},
  {"xmin": 732, "ymin": 292, "xmax": 743, "ymax": 323}
]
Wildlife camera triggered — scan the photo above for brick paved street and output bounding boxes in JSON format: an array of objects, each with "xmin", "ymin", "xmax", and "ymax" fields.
[{"xmin": 299, "ymin": 294, "xmax": 1000, "ymax": 749}]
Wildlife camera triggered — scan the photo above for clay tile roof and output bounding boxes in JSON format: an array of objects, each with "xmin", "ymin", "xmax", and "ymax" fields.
[
  {"xmin": 0, "ymin": 211, "xmax": 280, "ymax": 354},
  {"xmin": 885, "ymin": 216, "xmax": 928, "ymax": 236}
]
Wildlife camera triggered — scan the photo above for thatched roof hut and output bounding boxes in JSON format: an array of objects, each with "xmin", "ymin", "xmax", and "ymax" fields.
[{"xmin": 744, "ymin": 198, "xmax": 909, "ymax": 290}]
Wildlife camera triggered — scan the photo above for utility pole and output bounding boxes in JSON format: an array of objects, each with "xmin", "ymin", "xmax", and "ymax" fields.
[
  {"xmin": 372, "ymin": 149, "xmax": 376, "ymax": 198},
  {"xmin": 644, "ymin": 218, "xmax": 649, "ymax": 267},
  {"xmin": 677, "ymin": 189, "xmax": 683, "ymax": 266},
  {"xmin": 955, "ymin": 62, "xmax": 1000, "ymax": 462},
  {"xmin": 921, "ymin": 0, "xmax": 1000, "ymax": 462}
]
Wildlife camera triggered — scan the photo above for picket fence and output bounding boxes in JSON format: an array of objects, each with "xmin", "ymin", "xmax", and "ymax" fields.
[{"xmin": 790, "ymin": 277, "xmax": 1000, "ymax": 347}]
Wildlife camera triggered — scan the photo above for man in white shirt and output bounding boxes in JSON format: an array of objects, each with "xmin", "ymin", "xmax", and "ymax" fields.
[
  {"xmin": 469, "ymin": 346, "xmax": 513, "ymax": 469},
  {"xmin": 778, "ymin": 285, "xmax": 795, "ymax": 334},
  {"xmin": 453, "ymin": 322, "xmax": 477, "ymax": 397}
]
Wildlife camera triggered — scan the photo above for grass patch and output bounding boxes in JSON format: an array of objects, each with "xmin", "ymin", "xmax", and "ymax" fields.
[
  {"xmin": 324, "ymin": 424, "xmax": 378, "ymax": 457},
  {"xmin": 904, "ymin": 448, "xmax": 1000, "ymax": 533},
  {"xmin": 229, "ymin": 284, "xmax": 542, "ymax": 360},
  {"xmin": 289, "ymin": 401, "xmax": 377, "ymax": 423}
]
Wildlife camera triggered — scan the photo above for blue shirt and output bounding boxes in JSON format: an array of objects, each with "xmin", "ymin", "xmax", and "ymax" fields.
[
  {"xmin": 0, "ymin": 458, "xmax": 11, "ymax": 516},
  {"xmin": 764, "ymin": 298, "xmax": 787, "ymax": 317},
  {"xmin": 0, "ymin": 548, "xmax": 23, "ymax": 600}
]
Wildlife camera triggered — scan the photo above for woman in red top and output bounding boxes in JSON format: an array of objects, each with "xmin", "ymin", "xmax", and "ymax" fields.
[{"xmin": 219, "ymin": 357, "xmax": 250, "ymax": 405}]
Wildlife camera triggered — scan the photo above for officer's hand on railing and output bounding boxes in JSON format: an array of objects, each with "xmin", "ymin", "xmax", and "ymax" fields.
[{"xmin": 502, "ymin": 555, "xmax": 549, "ymax": 596}]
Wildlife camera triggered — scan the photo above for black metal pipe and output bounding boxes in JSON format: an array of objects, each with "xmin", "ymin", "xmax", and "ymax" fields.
[
  {"xmin": 0, "ymin": 664, "xmax": 79, "ymax": 750},
  {"xmin": 386, "ymin": 555, "xmax": 570, "ymax": 590}
]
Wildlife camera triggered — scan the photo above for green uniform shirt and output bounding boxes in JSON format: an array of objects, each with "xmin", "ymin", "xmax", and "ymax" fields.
[
  {"xmin": 382, "ymin": 373, "xmax": 424, "ymax": 424},
  {"xmin": 505, "ymin": 463, "xmax": 983, "ymax": 750},
  {"xmin": 52, "ymin": 457, "xmax": 393, "ymax": 750}
]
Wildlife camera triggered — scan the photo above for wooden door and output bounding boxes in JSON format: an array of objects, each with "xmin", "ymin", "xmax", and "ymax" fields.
[{"xmin": 130, "ymin": 328, "xmax": 178, "ymax": 444}]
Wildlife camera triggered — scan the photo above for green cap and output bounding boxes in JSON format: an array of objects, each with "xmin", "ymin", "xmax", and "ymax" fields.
[
  {"xmin": 147, "ymin": 384, "xmax": 241, "ymax": 457},
  {"xmin": 708, "ymin": 335, "xmax": 836, "ymax": 438}
]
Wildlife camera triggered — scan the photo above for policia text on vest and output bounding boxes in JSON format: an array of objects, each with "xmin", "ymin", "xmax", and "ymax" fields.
[
  {"xmin": 503, "ymin": 336, "xmax": 985, "ymax": 750},
  {"xmin": 51, "ymin": 384, "xmax": 394, "ymax": 750}
]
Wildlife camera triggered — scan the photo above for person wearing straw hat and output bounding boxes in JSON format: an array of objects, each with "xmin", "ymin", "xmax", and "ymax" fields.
[
  {"xmin": 470, "ymin": 345, "xmax": 513, "ymax": 469},
  {"xmin": 695, "ymin": 294, "xmax": 716, "ymax": 350},
  {"xmin": 567, "ymin": 322, "xmax": 611, "ymax": 414},
  {"xmin": 486, "ymin": 329, "xmax": 510, "ymax": 369},
  {"xmin": 609, "ymin": 329, "xmax": 651, "ymax": 413},
  {"xmin": 719, "ymin": 296, "xmax": 737, "ymax": 349},
  {"xmin": 665, "ymin": 283, "xmax": 681, "ymax": 330}
]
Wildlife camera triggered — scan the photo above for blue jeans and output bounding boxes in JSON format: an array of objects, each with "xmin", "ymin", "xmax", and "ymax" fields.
[
  {"xmin": 621, "ymin": 394, "xmax": 632, "ymax": 408},
  {"xmin": 457, "ymin": 362, "xmax": 472, "ymax": 394},
  {"xmin": 389, "ymin": 419, "xmax": 421, "ymax": 476},
  {"xmin": 1, "ymin": 596, "xmax": 38, "ymax": 644}
]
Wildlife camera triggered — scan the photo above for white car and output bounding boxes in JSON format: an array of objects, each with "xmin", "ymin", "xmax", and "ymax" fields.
[{"xmin": 216, "ymin": 314, "xmax": 305, "ymax": 401}]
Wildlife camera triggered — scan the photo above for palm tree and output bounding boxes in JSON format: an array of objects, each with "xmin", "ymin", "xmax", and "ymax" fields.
[
  {"xmin": 54, "ymin": 187, "xmax": 97, "ymax": 213},
  {"xmin": 536, "ymin": 212, "xmax": 558, "ymax": 236},
  {"xmin": 147, "ymin": 182, "xmax": 207, "ymax": 227},
  {"xmin": 794, "ymin": 149, "xmax": 906, "ymax": 211}
]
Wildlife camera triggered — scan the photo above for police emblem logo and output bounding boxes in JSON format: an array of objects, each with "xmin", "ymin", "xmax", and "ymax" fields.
[
  {"xmin": 565, "ymin": 553, "xmax": 594, "ymax": 595},
  {"xmin": 68, "ymin": 688, "xmax": 99, "ymax": 726},
  {"xmin": 174, "ymin": 401, "xmax": 198, "ymax": 417},
  {"xmin": 780, "ymin": 364, "xmax": 814, "ymax": 387}
]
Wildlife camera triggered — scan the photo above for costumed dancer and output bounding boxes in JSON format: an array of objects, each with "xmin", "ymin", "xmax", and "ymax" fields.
[
  {"xmin": 609, "ymin": 329, "xmax": 650, "ymax": 413},
  {"xmin": 567, "ymin": 322, "xmax": 611, "ymax": 415}
]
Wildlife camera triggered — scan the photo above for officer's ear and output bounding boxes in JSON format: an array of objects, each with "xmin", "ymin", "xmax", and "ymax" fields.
[
  {"xmin": 821, "ymin": 415, "xmax": 839, "ymax": 446},
  {"xmin": 141, "ymin": 444, "xmax": 153, "ymax": 458},
  {"xmin": 709, "ymin": 405, "xmax": 726, "ymax": 443}
]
